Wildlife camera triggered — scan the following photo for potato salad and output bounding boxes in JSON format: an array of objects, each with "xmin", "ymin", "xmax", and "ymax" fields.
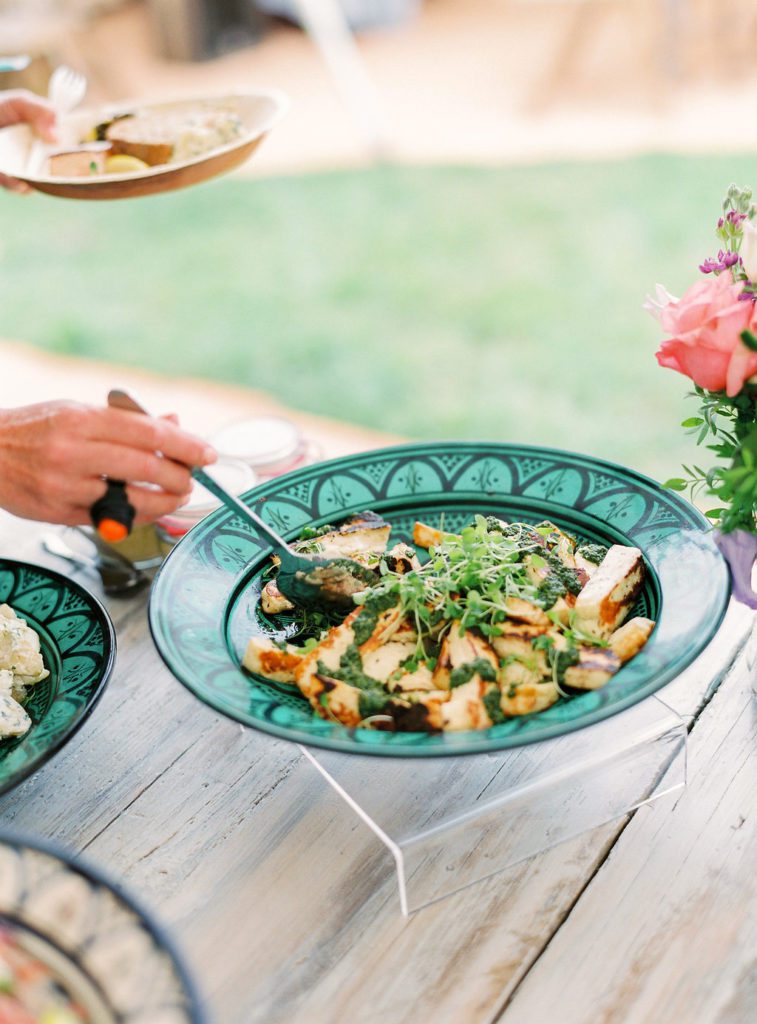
[
  {"xmin": 0, "ymin": 605, "xmax": 49, "ymax": 739},
  {"xmin": 245, "ymin": 513, "xmax": 655, "ymax": 733}
]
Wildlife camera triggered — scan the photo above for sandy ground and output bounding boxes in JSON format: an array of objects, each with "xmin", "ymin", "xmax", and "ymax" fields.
[{"xmin": 22, "ymin": 0, "xmax": 757, "ymax": 176}]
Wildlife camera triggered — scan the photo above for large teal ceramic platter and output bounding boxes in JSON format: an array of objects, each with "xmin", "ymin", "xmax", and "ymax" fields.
[
  {"xmin": 149, "ymin": 443, "xmax": 731, "ymax": 757},
  {"xmin": 0, "ymin": 829, "xmax": 204, "ymax": 1021},
  {"xmin": 0, "ymin": 559, "xmax": 115, "ymax": 791}
]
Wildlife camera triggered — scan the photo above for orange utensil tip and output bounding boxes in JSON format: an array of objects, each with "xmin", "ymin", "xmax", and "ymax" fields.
[
  {"xmin": 97, "ymin": 518, "xmax": 129, "ymax": 543},
  {"xmin": 89, "ymin": 480, "xmax": 135, "ymax": 541}
]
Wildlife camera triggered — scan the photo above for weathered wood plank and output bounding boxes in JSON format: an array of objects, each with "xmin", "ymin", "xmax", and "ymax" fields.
[
  {"xmin": 0, "ymin": 511, "xmax": 753, "ymax": 1024},
  {"xmin": 499, "ymin": 617, "xmax": 756, "ymax": 1024}
]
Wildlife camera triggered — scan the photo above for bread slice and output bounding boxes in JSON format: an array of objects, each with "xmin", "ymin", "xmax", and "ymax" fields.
[{"xmin": 106, "ymin": 116, "xmax": 174, "ymax": 166}]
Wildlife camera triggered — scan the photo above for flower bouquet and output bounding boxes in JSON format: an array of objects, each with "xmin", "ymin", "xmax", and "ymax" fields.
[{"xmin": 646, "ymin": 184, "xmax": 757, "ymax": 609}]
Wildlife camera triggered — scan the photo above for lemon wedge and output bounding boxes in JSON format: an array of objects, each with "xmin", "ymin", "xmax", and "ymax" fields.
[{"xmin": 104, "ymin": 154, "xmax": 150, "ymax": 174}]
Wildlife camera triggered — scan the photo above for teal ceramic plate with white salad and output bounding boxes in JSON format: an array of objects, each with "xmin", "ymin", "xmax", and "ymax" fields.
[
  {"xmin": 148, "ymin": 442, "xmax": 730, "ymax": 757},
  {"xmin": 0, "ymin": 560, "xmax": 115, "ymax": 791}
]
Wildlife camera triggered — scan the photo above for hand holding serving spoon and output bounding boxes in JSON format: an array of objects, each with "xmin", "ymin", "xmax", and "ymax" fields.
[{"xmin": 106, "ymin": 389, "xmax": 371, "ymax": 609}]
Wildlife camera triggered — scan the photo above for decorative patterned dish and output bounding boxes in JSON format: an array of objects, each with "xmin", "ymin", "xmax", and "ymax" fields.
[
  {"xmin": 0, "ymin": 559, "xmax": 114, "ymax": 793},
  {"xmin": 149, "ymin": 442, "xmax": 730, "ymax": 756},
  {"xmin": 0, "ymin": 829, "xmax": 204, "ymax": 1022}
]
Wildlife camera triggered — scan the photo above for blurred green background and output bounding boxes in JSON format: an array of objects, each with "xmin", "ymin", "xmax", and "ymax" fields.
[{"xmin": 0, "ymin": 152, "xmax": 748, "ymax": 482}]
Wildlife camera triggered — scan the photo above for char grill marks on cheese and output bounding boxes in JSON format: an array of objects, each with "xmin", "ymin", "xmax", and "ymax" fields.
[{"xmin": 247, "ymin": 514, "xmax": 656, "ymax": 733}]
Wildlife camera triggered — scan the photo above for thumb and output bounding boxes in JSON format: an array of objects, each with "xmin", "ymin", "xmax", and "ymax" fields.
[{"xmin": 17, "ymin": 94, "xmax": 57, "ymax": 143}]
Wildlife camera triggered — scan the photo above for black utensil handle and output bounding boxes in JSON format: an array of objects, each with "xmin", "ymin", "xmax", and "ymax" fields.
[{"xmin": 90, "ymin": 480, "xmax": 136, "ymax": 538}]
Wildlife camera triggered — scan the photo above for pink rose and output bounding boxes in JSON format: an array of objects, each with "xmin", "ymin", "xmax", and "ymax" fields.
[{"xmin": 653, "ymin": 270, "xmax": 757, "ymax": 396}]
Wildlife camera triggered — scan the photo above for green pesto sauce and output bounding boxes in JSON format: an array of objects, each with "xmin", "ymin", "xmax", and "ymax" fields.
[
  {"xmin": 546, "ymin": 556, "xmax": 583, "ymax": 596},
  {"xmin": 537, "ymin": 574, "xmax": 567, "ymax": 609},
  {"xmin": 317, "ymin": 644, "xmax": 383, "ymax": 691},
  {"xmin": 576, "ymin": 542, "xmax": 609, "ymax": 565},
  {"xmin": 482, "ymin": 687, "xmax": 506, "ymax": 724},
  {"xmin": 449, "ymin": 657, "xmax": 497, "ymax": 689},
  {"xmin": 358, "ymin": 689, "xmax": 390, "ymax": 719},
  {"xmin": 352, "ymin": 590, "xmax": 399, "ymax": 646},
  {"xmin": 298, "ymin": 523, "xmax": 337, "ymax": 541}
]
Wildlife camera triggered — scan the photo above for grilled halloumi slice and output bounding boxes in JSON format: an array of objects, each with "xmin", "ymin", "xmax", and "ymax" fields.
[
  {"xmin": 294, "ymin": 610, "xmax": 361, "ymax": 700},
  {"xmin": 296, "ymin": 511, "xmax": 391, "ymax": 567},
  {"xmin": 563, "ymin": 647, "xmax": 622, "ymax": 690},
  {"xmin": 387, "ymin": 661, "xmax": 436, "ymax": 692},
  {"xmin": 500, "ymin": 681, "xmax": 559, "ymax": 717},
  {"xmin": 260, "ymin": 579, "xmax": 295, "ymax": 615},
  {"xmin": 573, "ymin": 545, "xmax": 644, "ymax": 639},
  {"xmin": 523, "ymin": 554, "xmax": 550, "ymax": 588},
  {"xmin": 243, "ymin": 637, "xmax": 303, "ymax": 683},
  {"xmin": 609, "ymin": 617, "xmax": 655, "ymax": 663},
  {"xmin": 362, "ymin": 640, "xmax": 416, "ymax": 684},
  {"xmin": 412, "ymin": 521, "xmax": 458, "ymax": 550},
  {"xmin": 492, "ymin": 621, "xmax": 550, "ymax": 667},
  {"xmin": 504, "ymin": 596, "xmax": 550, "ymax": 627},
  {"xmin": 441, "ymin": 678, "xmax": 494, "ymax": 731},
  {"xmin": 432, "ymin": 624, "xmax": 498, "ymax": 692},
  {"xmin": 499, "ymin": 657, "xmax": 543, "ymax": 689},
  {"xmin": 356, "ymin": 604, "xmax": 406, "ymax": 654},
  {"xmin": 312, "ymin": 679, "xmax": 364, "ymax": 727},
  {"xmin": 546, "ymin": 594, "xmax": 577, "ymax": 626},
  {"xmin": 384, "ymin": 542, "xmax": 421, "ymax": 574},
  {"xmin": 551, "ymin": 532, "xmax": 577, "ymax": 569},
  {"xmin": 386, "ymin": 690, "xmax": 447, "ymax": 731}
]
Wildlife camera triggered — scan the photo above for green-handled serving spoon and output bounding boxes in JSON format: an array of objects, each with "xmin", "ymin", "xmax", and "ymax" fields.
[{"xmin": 107, "ymin": 389, "xmax": 371, "ymax": 609}]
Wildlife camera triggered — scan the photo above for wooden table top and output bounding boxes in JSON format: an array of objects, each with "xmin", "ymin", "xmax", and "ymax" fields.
[{"xmin": 0, "ymin": 342, "xmax": 754, "ymax": 1023}]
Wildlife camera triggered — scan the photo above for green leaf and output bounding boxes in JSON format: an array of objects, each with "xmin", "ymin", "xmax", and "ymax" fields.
[
  {"xmin": 681, "ymin": 417, "xmax": 704, "ymax": 428},
  {"xmin": 740, "ymin": 329, "xmax": 757, "ymax": 352},
  {"xmin": 663, "ymin": 478, "xmax": 688, "ymax": 491},
  {"xmin": 704, "ymin": 508, "xmax": 726, "ymax": 519}
]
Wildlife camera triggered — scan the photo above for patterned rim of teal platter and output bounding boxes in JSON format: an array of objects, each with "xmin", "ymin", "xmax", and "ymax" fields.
[
  {"xmin": 0, "ymin": 827, "xmax": 205, "ymax": 1022},
  {"xmin": 149, "ymin": 442, "xmax": 731, "ymax": 757},
  {"xmin": 0, "ymin": 559, "xmax": 116, "ymax": 791}
]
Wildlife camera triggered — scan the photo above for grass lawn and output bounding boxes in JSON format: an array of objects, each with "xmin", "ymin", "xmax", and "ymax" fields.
[{"xmin": 0, "ymin": 153, "xmax": 752, "ymax": 482}]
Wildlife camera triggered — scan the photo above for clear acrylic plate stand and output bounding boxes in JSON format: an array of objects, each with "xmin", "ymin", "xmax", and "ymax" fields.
[{"xmin": 300, "ymin": 696, "xmax": 687, "ymax": 915}]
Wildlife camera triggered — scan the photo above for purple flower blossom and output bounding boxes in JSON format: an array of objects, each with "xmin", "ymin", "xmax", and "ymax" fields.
[
  {"xmin": 715, "ymin": 530, "xmax": 757, "ymax": 609},
  {"xmin": 699, "ymin": 250, "xmax": 742, "ymax": 274},
  {"xmin": 717, "ymin": 212, "xmax": 747, "ymax": 229}
]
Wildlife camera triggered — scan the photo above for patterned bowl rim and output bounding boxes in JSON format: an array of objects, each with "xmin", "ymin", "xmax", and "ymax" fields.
[
  {"xmin": 0, "ymin": 558, "xmax": 116, "ymax": 796},
  {"xmin": 149, "ymin": 441, "xmax": 732, "ymax": 757},
  {"xmin": 0, "ymin": 825, "xmax": 206, "ymax": 1022}
]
